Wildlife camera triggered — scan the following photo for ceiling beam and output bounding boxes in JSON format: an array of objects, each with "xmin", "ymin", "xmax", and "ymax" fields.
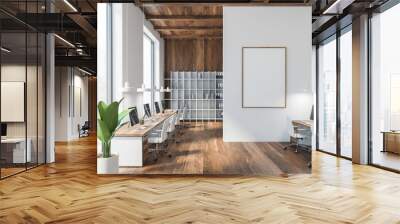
[
  {"xmin": 162, "ymin": 35, "xmax": 222, "ymax": 39},
  {"xmin": 67, "ymin": 14, "xmax": 97, "ymax": 39},
  {"xmin": 155, "ymin": 26, "xmax": 222, "ymax": 31},
  {"xmin": 147, "ymin": 15, "xmax": 222, "ymax": 21},
  {"xmin": 55, "ymin": 55, "xmax": 96, "ymax": 68},
  {"xmin": 141, "ymin": 1, "xmax": 310, "ymax": 6}
]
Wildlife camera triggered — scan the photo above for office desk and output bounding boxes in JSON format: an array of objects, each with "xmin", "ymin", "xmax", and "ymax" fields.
[
  {"xmin": 292, "ymin": 120, "xmax": 313, "ymax": 129},
  {"xmin": 112, "ymin": 111, "xmax": 177, "ymax": 167},
  {"xmin": 381, "ymin": 131, "xmax": 400, "ymax": 154},
  {"xmin": 1, "ymin": 138, "xmax": 32, "ymax": 163}
]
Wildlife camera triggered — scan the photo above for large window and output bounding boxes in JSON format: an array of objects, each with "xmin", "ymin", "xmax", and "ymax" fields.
[
  {"xmin": 340, "ymin": 28, "xmax": 352, "ymax": 158},
  {"xmin": 143, "ymin": 30, "xmax": 161, "ymax": 113},
  {"xmin": 317, "ymin": 26, "xmax": 353, "ymax": 158},
  {"xmin": 318, "ymin": 36, "xmax": 337, "ymax": 154},
  {"xmin": 370, "ymin": 3, "xmax": 400, "ymax": 171},
  {"xmin": 143, "ymin": 34, "xmax": 154, "ymax": 109}
]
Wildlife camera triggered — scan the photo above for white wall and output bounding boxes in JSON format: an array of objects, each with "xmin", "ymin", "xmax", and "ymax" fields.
[
  {"xmin": 223, "ymin": 6, "xmax": 312, "ymax": 142},
  {"xmin": 55, "ymin": 67, "xmax": 89, "ymax": 141}
]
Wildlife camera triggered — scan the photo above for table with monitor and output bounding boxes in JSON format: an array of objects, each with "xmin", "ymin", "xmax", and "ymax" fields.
[
  {"xmin": 1, "ymin": 123, "xmax": 32, "ymax": 164},
  {"xmin": 111, "ymin": 110, "xmax": 176, "ymax": 167}
]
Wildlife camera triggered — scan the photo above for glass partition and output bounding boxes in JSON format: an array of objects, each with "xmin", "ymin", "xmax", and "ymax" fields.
[
  {"xmin": 0, "ymin": 2, "xmax": 46, "ymax": 179},
  {"xmin": 0, "ymin": 31, "xmax": 28, "ymax": 177}
]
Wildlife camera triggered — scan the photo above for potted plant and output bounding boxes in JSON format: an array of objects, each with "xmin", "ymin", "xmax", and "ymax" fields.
[{"xmin": 97, "ymin": 99, "xmax": 130, "ymax": 174}]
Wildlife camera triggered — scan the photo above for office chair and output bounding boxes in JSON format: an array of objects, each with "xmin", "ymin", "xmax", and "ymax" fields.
[
  {"xmin": 78, "ymin": 121, "xmax": 90, "ymax": 138},
  {"xmin": 284, "ymin": 122, "xmax": 308, "ymax": 152},
  {"xmin": 147, "ymin": 116, "xmax": 172, "ymax": 161},
  {"xmin": 167, "ymin": 113, "xmax": 178, "ymax": 143}
]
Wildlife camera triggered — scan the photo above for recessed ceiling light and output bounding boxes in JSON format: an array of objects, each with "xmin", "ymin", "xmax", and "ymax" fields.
[
  {"xmin": 63, "ymin": 0, "xmax": 78, "ymax": 12},
  {"xmin": 54, "ymin": 34, "xmax": 75, "ymax": 48},
  {"xmin": 322, "ymin": 0, "xmax": 354, "ymax": 15},
  {"xmin": 1, "ymin": 47, "xmax": 11, "ymax": 53},
  {"xmin": 78, "ymin": 67, "xmax": 93, "ymax": 76}
]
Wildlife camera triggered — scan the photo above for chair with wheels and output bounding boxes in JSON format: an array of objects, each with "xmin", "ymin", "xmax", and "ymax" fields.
[{"xmin": 147, "ymin": 116, "xmax": 172, "ymax": 161}]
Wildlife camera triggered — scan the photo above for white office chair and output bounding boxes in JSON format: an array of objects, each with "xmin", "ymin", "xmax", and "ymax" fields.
[
  {"xmin": 147, "ymin": 116, "xmax": 172, "ymax": 161},
  {"xmin": 166, "ymin": 114, "xmax": 179, "ymax": 156},
  {"xmin": 177, "ymin": 106, "xmax": 188, "ymax": 129},
  {"xmin": 167, "ymin": 113, "xmax": 177, "ymax": 137},
  {"xmin": 284, "ymin": 119, "xmax": 308, "ymax": 152}
]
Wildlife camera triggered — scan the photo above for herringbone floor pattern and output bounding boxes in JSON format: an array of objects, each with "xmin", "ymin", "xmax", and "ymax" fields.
[{"xmin": 1, "ymin": 133, "xmax": 400, "ymax": 223}]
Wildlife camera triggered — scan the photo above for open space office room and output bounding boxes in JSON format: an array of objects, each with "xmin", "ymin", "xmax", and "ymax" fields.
[
  {"xmin": 3, "ymin": 0, "xmax": 400, "ymax": 223},
  {"xmin": 96, "ymin": 3, "xmax": 313, "ymax": 175}
]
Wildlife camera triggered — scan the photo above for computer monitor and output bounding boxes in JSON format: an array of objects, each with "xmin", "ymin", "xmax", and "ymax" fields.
[
  {"xmin": 129, "ymin": 107, "xmax": 139, "ymax": 126},
  {"xmin": 1, "ymin": 123, "xmax": 7, "ymax": 137},
  {"xmin": 144, "ymin": 103, "xmax": 152, "ymax": 118},
  {"xmin": 310, "ymin": 105, "xmax": 314, "ymax": 120},
  {"xmin": 155, "ymin": 102, "xmax": 161, "ymax": 114},
  {"xmin": 162, "ymin": 101, "xmax": 167, "ymax": 112}
]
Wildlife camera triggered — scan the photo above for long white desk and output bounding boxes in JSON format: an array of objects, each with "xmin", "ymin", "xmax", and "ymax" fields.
[
  {"xmin": 1, "ymin": 138, "xmax": 32, "ymax": 163},
  {"xmin": 111, "ymin": 111, "xmax": 177, "ymax": 167}
]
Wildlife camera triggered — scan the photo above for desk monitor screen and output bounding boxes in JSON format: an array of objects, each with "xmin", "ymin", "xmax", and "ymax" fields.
[
  {"xmin": 310, "ymin": 105, "xmax": 314, "ymax": 120},
  {"xmin": 155, "ymin": 102, "xmax": 161, "ymax": 114},
  {"xmin": 161, "ymin": 100, "xmax": 166, "ymax": 111},
  {"xmin": 144, "ymin": 103, "xmax": 152, "ymax": 118},
  {"xmin": 129, "ymin": 107, "xmax": 139, "ymax": 126},
  {"xmin": 1, "ymin": 123, "xmax": 7, "ymax": 137}
]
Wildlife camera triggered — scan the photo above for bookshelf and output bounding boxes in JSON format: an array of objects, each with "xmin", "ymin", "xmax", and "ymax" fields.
[{"xmin": 165, "ymin": 71, "xmax": 223, "ymax": 121}]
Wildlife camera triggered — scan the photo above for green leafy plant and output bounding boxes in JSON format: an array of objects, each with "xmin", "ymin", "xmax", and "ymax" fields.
[{"xmin": 97, "ymin": 99, "xmax": 130, "ymax": 158}]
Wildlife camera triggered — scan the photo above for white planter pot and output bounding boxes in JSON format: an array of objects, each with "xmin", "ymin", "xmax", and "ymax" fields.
[{"xmin": 97, "ymin": 154, "xmax": 119, "ymax": 174}]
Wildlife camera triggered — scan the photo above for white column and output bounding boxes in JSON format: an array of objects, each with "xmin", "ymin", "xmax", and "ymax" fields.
[
  {"xmin": 46, "ymin": 33, "xmax": 55, "ymax": 163},
  {"xmin": 97, "ymin": 3, "xmax": 113, "ymax": 104},
  {"xmin": 97, "ymin": 3, "xmax": 113, "ymax": 154},
  {"xmin": 352, "ymin": 14, "xmax": 369, "ymax": 164}
]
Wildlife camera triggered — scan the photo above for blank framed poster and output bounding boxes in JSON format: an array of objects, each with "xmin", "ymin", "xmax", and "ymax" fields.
[
  {"xmin": 242, "ymin": 47, "xmax": 286, "ymax": 108},
  {"xmin": 1, "ymin": 81, "xmax": 25, "ymax": 122}
]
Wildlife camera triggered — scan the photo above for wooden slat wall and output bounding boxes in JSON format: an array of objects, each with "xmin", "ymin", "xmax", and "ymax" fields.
[
  {"xmin": 164, "ymin": 38, "xmax": 222, "ymax": 78},
  {"xmin": 88, "ymin": 77, "xmax": 97, "ymax": 132}
]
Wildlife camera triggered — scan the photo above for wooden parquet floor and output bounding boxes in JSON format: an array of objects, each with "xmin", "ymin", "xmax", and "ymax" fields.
[
  {"xmin": 120, "ymin": 122, "xmax": 310, "ymax": 175},
  {"xmin": 1, "ymin": 126, "xmax": 400, "ymax": 223}
]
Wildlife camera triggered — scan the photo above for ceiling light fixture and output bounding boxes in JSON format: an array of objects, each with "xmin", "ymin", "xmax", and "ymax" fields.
[
  {"xmin": 78, "ymin": 67, "xmax": 93, "ymax": 76},
  {"xmin": 63, "ymin": 0, "xmax": 78, "ymax": 12},
  {"xmin": 323, "ymin": 0, "xmax": 354, "ymax": 15},
  {"xmin": 54, "ymin": 34, "xmax": 75, "ymax": 48},
  {"xmin": 1, "ymin": 47, "xmax": 11, "ymax": 53}
]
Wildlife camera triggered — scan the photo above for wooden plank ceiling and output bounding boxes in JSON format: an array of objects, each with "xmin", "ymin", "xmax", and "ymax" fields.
[
  {"xmin": 139, "ymin": 0, "xmax": 308, "ymax": 39},
  {"xmin": 142, "ymin": 3, "xmax": 223, "ymax": 39}
]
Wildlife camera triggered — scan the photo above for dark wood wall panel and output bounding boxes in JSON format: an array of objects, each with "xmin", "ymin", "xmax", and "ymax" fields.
[
  {"xmin": 164, "ymin": 38, "xmax": 222, "ymax": 78},
  {"xmin": 204, "ymin": 39, "xmax": 223, "ymax": 71},
  {"xmin": 88, "ymin": 77, "xmax": 97, "ymax": 132}
]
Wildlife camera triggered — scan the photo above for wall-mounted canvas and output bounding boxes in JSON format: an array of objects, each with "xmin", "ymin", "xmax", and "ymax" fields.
[
  {"xmin": 242, "ymin": 47, "xmax": 286, "ymax": 108},
  {"xmin": 1, "ymin": 81, "xmax": 25, "ymax": 122}
]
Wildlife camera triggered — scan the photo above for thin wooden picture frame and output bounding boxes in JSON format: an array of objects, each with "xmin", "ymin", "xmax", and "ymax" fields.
[{"xmin": 241, "ymin": 46, "xmax": 287, "ymax": 108}]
